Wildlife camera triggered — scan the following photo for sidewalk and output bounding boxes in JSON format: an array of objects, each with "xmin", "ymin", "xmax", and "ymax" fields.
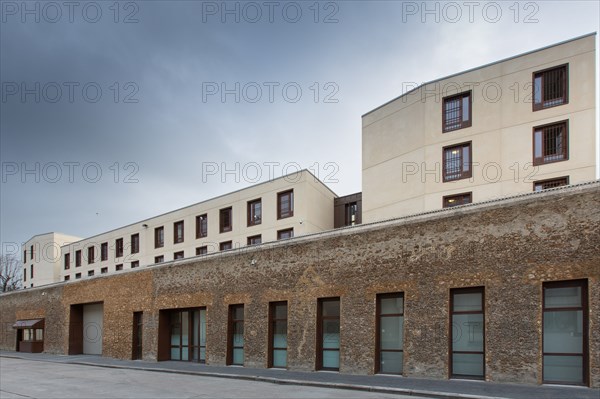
[{"xmin": 1, "ymin": 351, "xmax": 597, "ymax": 399}]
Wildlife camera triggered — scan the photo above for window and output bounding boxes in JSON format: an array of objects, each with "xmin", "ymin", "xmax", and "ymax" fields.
[
  {"xmin": 116, "ymin": 264, "xmax": 123, "ymax": 271},
  {"xmin": 174, "ymin": 221, "xmax": 184, "ymax": 244},
  {"xmin": 269, "ymin": 301, "xmax": 288, "ymax": 368},
  {"xmin": 30, "ymin": 245, "xmax": 34, "ymax": 260},
  {"xmin": 220, "ymin": 241, "xmax": 232, "ymax": 251},
  {"xmin": 450, "ymin": 287, "xmax": 485, "ymax": 379},
  {"xmin": 247, "ymin": 235, "xmax": 262, "ymax": 246},
  {"xmin": 277, "ymin": 228, "xmax": 293, "ymax": 240},
  {"xmin": 345, "ymin": 202, "xmax": 358, "ymax": 226},
  {"xmin": 317, "ymin": 298, "xmax": 340, "ymax": 371},
  {"xmin": 196, "ymin": 215, "xmax": 208, "ymax": 238},
  {"xmin": 277, "ymin": 190, "xmax": 294, "ymax": 219},
  {"xmin": 533, "ymin": 121, "xmax": 568, "ymax": 166},
  {"xmin": 64, "ymin": 253, "xmax": 70, "ymax": 270},
  {"xmin": 75, "ymin": 250, "xmax": 82, "ymax": 267},
  {"xmin": 443, "ymin": 142, "xmax": 472, "ymax": 182},
  {"xmin": 534, "ymin": 176, "xmax": 569, "ymax": 192},
  {"xmin": 30, "ymin": 265, "xmax": 34, "ymax": 279},
  {"xmin": 167, "ymin": 308, "xmax": 206, "ymax": 363},
  {"xmin": 155, "ymin": 255, "xmax": 164, "ymax": 263},
  {"xmin": 131, "ymin": 234, "xmax": 140, "ymax": 254},
  {"xmin": 247, "ymin": 199, "xmax": 262, "ymax": 226},
  {"xmin": 443, "ymin": 192, "xmax": 472, "ymax": 208},
  {"xmin": 443, "ymin": 91, "xmax": 472, "ymax": 132},
  {"xmin": 64, "ymin": 275, "xmax": 70, "ymax": 281},
  {"xmin": 21, "ymin": 327, "xmax": 43, "ymax": 343},
  {"xmin": 101, "ymin": 267, "xmax": 108, "ymax": 274},
  {"xmin": 227, "ymin": 304, "xmax": 244, "ymax": 365},
  {"xmin": 133, "ymin": 312, "xmax": 143, "ymax": 360},
  {"xmin": 88, "ymin": 270, "xmax": 94, "ymax": 277},
  {"xmin": 75, "ymin": 273, "xmax": 81, "ymax": 279},
  {"xmin": 196, "ymin": 246, "xmax": 207, "ymax": 256},
  {"xmin": 23, "ymin": 269, "xmax": 26, "ymax": 282},
  {"xmin": 543, "ymin": 279, "xmax": 588, "ymax": 385},
  {"xmin": 131, "ymin": 261, "xmax": 139, "ymax": 268},
  {"xmin": 101, "ymin": 243, "xmax": 108, "ymax": 261},
  {"xmin": 87, "ymin": 246, "xmax": 95, "ymax": 264},
  {"xmin": 23, "ymin": 250, "xmax": 26, "ymax": 263},
  {"xmin": 174, "ymin": 251, "xmax": 184, "ymax": 260},
  {"xmin": 116, "ymin": 238, "xmax": 124, "ymax": 258},
  {"xmin": 155, "ymin": 226, "xmax": 164, "ymax": 248},
  {"xmin": 220, "ymin": 207, "xmax": 232, "ymax": 233},
  {"xmin": 533, "ymin": 64, "xmax": 568, "ymax": 111},
  {"xmin": 376, "ymin": 293, "xmax": 404, "ymax": 374}
]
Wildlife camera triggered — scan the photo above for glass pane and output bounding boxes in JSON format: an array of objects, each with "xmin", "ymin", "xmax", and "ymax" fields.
[
  {"xmin": 544, "ymin": 355, "xmax": 583, "ymax": 383},
  {"xmin": 534, "ymin": 131, "xmax": 542, "ymax": 158},
  {"xmin": 322, "ymin": 350, "xmax": 339, "ymax": 369},
  {"xmin": 453, "ymin": 292, "xmax": 482, "ymax": 312},
  {"xmin": 322, "ymin": 319, "xmax": 340, "ymax": 349},
  {"xmin": 170, "ymin": 325, "xmax": 180, "ymax": 346},
  {"xmin": 544, "ymin": 311, "xmax": 583, "ymax": 354},
  {"xmin": 534, "ymin": 76, "xmax": 542, "ymax": 104},
  {"xmin": 453, "ymin": 353, "xmax": 484, "ymax": 377},
  {"xmin": 545, "ymin": 287, "xmax": 582, "ymax": 308},
  {"xmin": 170, "ymin": 347, "xmax": 180, "ymax": 360},
  {"xmin": 274, "ymin": 303, "xmax": 287, "ymax": 319},
  {"xmin": 452, "ymin": 314, "xmax": 484, "ymax": 352},
  {"xmin": 193, "ymin": 311, "xmax": 199, "ymax": 346},
  {"xmin": 181, "ymin": 346, "xmax": 189, "ymax": 361},
  {"xmin": 181, "ymin": 312, "xmax": 189, "ymax": 346},
  {"xmin": 380, "ymin": 296, "xmax": 403, "ymax": 315},
  {"xmin": 321, "ymin": 300, "xmax": 340, "ymax": 317},
  {"xmin": 200, "ymin": 309, "xmax": 207, "ymax": 346},
  {"xmin": 233, "ymin": 322, "xmax": 244, "ymax": 346},
  {"xmin": 23, "ymin": 329, "xmax": 30, "ymax": 341},
  {"xmin": 462, "ymin": 96, "xmax": 469, "ymax": 122},
  {"xmin": 233, "ymin": 348, "xmax": 244, "ymax": 365},
  {"xmin": 380, "ymin": 316, "xmax": 403, "ymax": 350},
  {"xmin": 380, "ymin": 351, "xmax": 403, "ymax": 374},
  {"xmin": 233, "ymin": 306, "xmax": 244, "ymax": 320},
  {"xmin": 273, "ymin": 321, "xmax": 287, "ymax": 348},
  {"xmin": 462, "ymin": 146, "xmax": 470, "ymax": 172},
  {"xmin": 35, "ymin": 329, "xmax": 43, "ymax": 341},
  {"xmin": 200, "ymin": 347, "xmax": 206, "ymax": 362},
  {"xmin": 192, "ymin": 346, "xmax": 198, "ymax": 361},
  {"xmin": 273, "ymin": 349, "xmax": 287, "ymax": 368}
]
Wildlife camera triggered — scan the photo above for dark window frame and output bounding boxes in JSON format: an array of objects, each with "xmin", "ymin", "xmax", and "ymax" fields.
[
  {"xmin": 132, "ymin": 312, "xmax": 143, "ymax": 360},
  {"xmin": 375, "ymin": 292, "xmax": 404, "ymax": 375},
  {"xmin": 100, "ymin": 242, "xmax": 108, "ymax": 261},
  {"xmin": 115, "ymin": 238, "xmax": 124, "ymax": 258},
  {"xmin": 155, "ymin": 226, "xmax": 164, "ymax": 248},
  {"xmin": 227, "ymin": 304, "xmax": 244, "ymax": 366},
  {"xmin": 196, "ymin": 246, "xmax": 207, "ymax": 256},
  {"xmin": 87, "ymin": 246, "xmax": 95, "ymax": 265},
  {"xmin": 131, "ymin": 261, "xmax": 139, "ymax": 268},
  {"xmin": 268, "ymin": 301, "xmax": 288, "ymax": 369},
  {"xmin": 277, "ymin": 190, "xmax": 294, "ymax": 219},
  {"xmin": 87, "ymin": 270, "xmax": 94, "ymax": 277},
  {"xmin": 247, "ymin": 199, "xmax": 262, "ymax": 226},
  {"xmin": 75, "ymin": 272, "xmax": 81, "ymax": 279},
  {"xmin": 345, "ymin": 202, "xmax": 358, "ymax": 226},
  {"xmin": 167, "ymin": 308, "xmax": 207, "ymax": 364},
  {"xmin": 100, "ymin": 267, "xmax": 108, "ymax": 274},
  {"xmin": 277, "ymin": 228, "xmax": 294, "ymax": 240},
  {"xmin": 443, "ymin": 192, "xmax": 473, "ymax": 208},
  {"xmin": 220, "ymin": 207, "xmax": 233, "ymax": 233},
  {"xmin": 174, "ymin": 221, "xmax": 185, "ymax": 244},
  {"xmin": 30, "ymin": 264, "xmax": 34, "ymax": 279},
  {"xmin": 154, "ymin": 255, "xmax": 164, "ymax": 263},
  {"xmin": 220, "ymin": 241, "xmax": 233, "ymax": 251},
  {"xmin": 173, "ymin": 251, "xmax": 184, "ymax": 260},
  {"xmin": 115, "ymin": 264, "xmax": 123, "ymax": 271},
  {"xmin": 533, "ymin": 64, "xmax": 568, "ymax": 111},
  {"xmin": 533, "ymin": 121, "xmax": 569, "ymax": 166},
  {"xmin": 131, "ymin": 233, "xmax": 140, "ymax": 254},
  {"xmin": 247, "ymin": 235, "xmax": 262, "ymax": 246},
  {"xmin": 196, "ymin": 214, "xmax": 208, "ymax": 238},
  {"xmin": 64, "ymin": 253, "xmax": 70, "ymax": 270},
  {"xmin": 75, "ymin": 250, "xmax": 82, "ymax": 267},
  {"xmin": 30, "ymin": 245, "xmax": 34, "ymax": 261},
  {"xmin": 443, "ymin": 90, "xmax": 472, "ymax": 132},
  {"xmin": 533, "ymin": 176, "xmax": 569, "ymax": 192},
  {"xmin": 316, "ymin": 297, "xmax": 341, "ymax": 371},
  {"xmin": 443, "ymin": 141, "xmax": 472, "ymax": 182}
]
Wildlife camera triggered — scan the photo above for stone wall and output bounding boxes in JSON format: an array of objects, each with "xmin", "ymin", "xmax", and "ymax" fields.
[{"xmin": 2, "ymin": 183, "xmax": 599, "ymax": 387}]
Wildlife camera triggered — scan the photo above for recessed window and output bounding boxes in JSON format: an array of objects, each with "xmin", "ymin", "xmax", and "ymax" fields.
[
  {"xmin": 174, "ymin": 251, "xmax": 184, "ymax": 260},
  {"xmin": 443, "ymin": 142, "xmax": 472, "ymax": 182},
  {"xmin": 443, "ymin": 91, "xmax": 472, "ymax": 132},
  {"xmin": 247, "ymin": 199, "xmax": 262, "ymax": 226},
  {"xmin": 30, "ymin": 245, "xmax": 34, "ymax": 261},
  {"xmin": 131, "ymin": 234, "xmax": 140, "ymax": 254},
  {"xmin": 100, "ymin": 242, "xmax": 108, "ymax": 261},
  {"xmin": 155, "ymin": 226, "xmax": 164, "ymax": 248},
  {"xmin": 154, "ymin": 255, "xmax": 164, "ymax": 263},
  {"xmin": 196, "ymin": 214, "xmax": 208, "ymax": 238},
  {"xmin": 277, "ymin": 190, "xmax": 294, "ymax": 219},
  {"xmin": 220, "ymin": 241, "xmax": 233, "ymax": 251},
  {"xmin": 247, "ymin": 235, "xmax": 262, "ymax": 246},
  {"xmin": 75, "ymin": 250, "xmax": 82, "ymax": 267},
  {"xmin": 116, "ymin": 238, "xmax": 124, "ymax": 258},
  {"xmin": 23, "ymin": 269, "xmax": 26, "ymax": 282},
  {"xmin": 317, "ymin": 298, "xmax": 340, "ymax": 371},
  {"xmin": 101, "ymin": 267, "xmax": 108, "ymax": 274},
  {"xmin": 64, "ymin": 253, "xmax": 70, "ymax": 270},
  {"xmin": 64, "ymin": 275, "xmax": 70, "ymax": 281},
  {"xmin": 376, "ymin": 293, "xmax": 404, "ymax": 374},
  {"xmin": 227, "ymin": 304, "xmax": 244, "ymax": 366},
  {"xmin": 443, "ymin": 192, "xmax": 473, "ymax": 208},
  {"xmin": 196, "ymin": 246, "xmax": 208, "ymax": 256},
  {"xmin": 533, "ymin": 121, "xmax": 568, "ymax": 166},
  {"xmin": 277, "ymin": 228, "xmax": 293, "ymax": 240},
  {"xmin": 23, "ymin": 250, "xmax": 26, "ymax": 263},
  {"xmin": 30, "ymin": 264, "xmax": 34, "ymax": 279},
  {"xmin": 87, "ymin": 246, "xmax": 95, "ymax": 264},
  {"xmin": 220, "ymin": 207, "xmax": 233, "ymax": 233},
  {"xmin": 450, "ymin": 287, "xmax": 485, "ymax": 379},
  {"xmin": 345, "ymin": 202, "xmax": 358, "ymax": 226},
  {"xmin": 116, "ymin": 264, "xmax": 123, "ymax": 271},
  {"xmin": 75, "ymin": 273, "xmax": 81, "ymax": 279},
  {"xmin": 131, "ymin": 261, "xmax": 139, "ymax": 268},
  {"xmin": 268, "ymin": 301, "xmax": 288, "ymax": 368},
  {"xmin": 534, "ymin": 176, "xmax": 569, "ymax": 192},
  {"xmin": 174, "ymin": 221, "xmax": 184, "ymax": 244},
  {"xmin": 533, "ymin": 64, "xmax": 568, "ymax": 111},
  {"xmin": 87, "ymin": 270, "xmax": 94, "ymax": 277}
]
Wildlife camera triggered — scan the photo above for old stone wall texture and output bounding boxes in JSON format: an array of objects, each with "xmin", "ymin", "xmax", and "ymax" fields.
[{"xmin": 1, "ymin": 183, "xmax": 599, "ymax": 387}]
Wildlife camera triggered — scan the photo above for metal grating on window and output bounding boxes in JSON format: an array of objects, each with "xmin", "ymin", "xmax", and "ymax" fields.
[
  {"xmin": 534, "ymin": 65, "xmax": 567, "ymax": 110},
  {"xmin": 534, "ymin": 177, "xmax": 569, "ymax": 192}
]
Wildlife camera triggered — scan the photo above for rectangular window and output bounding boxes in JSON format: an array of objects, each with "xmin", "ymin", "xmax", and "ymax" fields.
[
  {"xmin": 174, "ymin": 251, "xmax": 184, "ymax": 260},
  {"xmin": 64, "ymin": 253, "xmax": 70, "ymax": 270},
  {"xmin": 23, "ymin": 269, "xmax": 26, "ymax": 282},
  {"xmin": 534, "ymin": 176, "xmax": 569, "ymax": 192},
  {"xmin": 277, "ymin": 228, "xmax": 293, "ymax": 240},
  {"xmin": 220, "ymin": 241, "xmax": 232, "ymax": 251},
  {"xmin": 30, "ymin": 245, "xmax": 34, "ymax": 261},
  {"xmin": 155, "ymin": 226, "xmax": 164, "ymax": 248},
  {"xmin": 317, "ymin": 297, "xmax": 340, "ymax": 371},
  {"xmin": 533, "ymin": 64, "xmax": 568, "ymax": 111},
  {"xmin": 87, "ymin": 246, "xmax": 95, "ymax": 264},
  {"xmin": 220, "ymin": 207, "xmax": 232, "ymax": 233},
  {"xmin": 227, "ymin": 304, "xmax": 244, "ymax": 366},
  {"xmin": 155, "ymin": 255, "xmax": 164, "ymax": 263},
  {"xmin": 196, "ymin": 214, "xmax": 208, "ymax": 238},
  {"xmin": 376, "ymin": 293, "xmax": 404, "ymax": 374},
  {"xmin": 268, "ymin": 301, "xmax": 288, "ymax": 368},
  {"xmin": 116, "ymin": 238, "xmax": 124, "ymax": 258},
  {"xmin": 64, "ymin": 275, "xmax": 70, "ymax": 281},
  {"xmin": 247, "ymin": 199, "xmax": 262, "ymax": 226},
  {"xmin": 88, "ymin": 270, "xmax": 94, "ymax": 277},
  {"xmin": 443, "ymin": 91, "xmax": 472, "ymax": 132},
  {"xmin": 133, "ymin": 312, "xmax": 143, "ymax": 360},
  {"xmin": 168, "ymin": 308, "xmax": 206, "ymax": 363},
  {"xmin": 443, "ymin": 142, "xmax": 472, "ymax": 182},
  {"xmin": 23, "ymin": 250, "xmax": 26, "ymax": 263},
  {"xmin": 196, "ymin": 246, "xmax": 207, "ymax": 256},
  {"xmin": 75, "ymin": 250, "xmax": 82, "ymax": 267},
  {"xmin": 533, "ymin": 121, "xmax": 568, "ymax": 166},
  {"xmin": 247, "ymin": 235, "xmax": 262, "ymax": 246},
  {"xmin": 543, "ymin": 279, "xmax": 588, "ymax": 385},
  {"xmin": 75, "ymin": 273, "xmax": 81, "ymax": 279},
  {"xmin": 30, "ymin": 264, "xmax": 34, "ymax": 279},
  {"xmin": 116, "ymin": 264, "xmax": 123, "ymax": 271},
  {"xmin": 345, "ymin": 202, "xmax": 358, "ymax": 226},
  {"xmin": 174, "ymin": 221, "xmax": 184, "ymax": 244},
  {"xmin": 131, "ymin": 233, "xmax": 140, "ymax": 254},
  {"xmin": 450, "ymin": 287, "xmax": 485, "ymax": 379},
  {"xmin": 101, "ymin": 267, "xmax": 108, "ymax": 274},
  {"xmin": 131, "ymin": 261, "xmax": 139, "ymax": 268},
  {"xmin": 277, "ymin": 190, "xmax": 294, "ymax": 219},
  {"xmin": 100, "ymin": 242, "xmax": 108, "ymax": 261},
  {"xmin": 443, "ymin": 192, "xmax": 473, "ymax": 208}
]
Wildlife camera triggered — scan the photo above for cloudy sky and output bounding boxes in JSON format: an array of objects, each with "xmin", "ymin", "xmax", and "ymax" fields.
[{"xmin": 1, "ymin": 0, "xmax": 599, "ymax": 254}]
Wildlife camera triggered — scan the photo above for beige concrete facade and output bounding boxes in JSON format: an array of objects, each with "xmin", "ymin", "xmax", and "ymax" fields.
[{"xmin": 362, "ymin": 33, "xmax": 597, "ymax": 222}]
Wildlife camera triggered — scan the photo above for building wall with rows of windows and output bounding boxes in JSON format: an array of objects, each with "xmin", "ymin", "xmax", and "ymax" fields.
[
  {"xmin": 362, "ymin": 33, "xmax": 596, "ymax": 222},
  {"xmin": 2, "ymin": 183, "xmax": 598, "ymax": 387}
]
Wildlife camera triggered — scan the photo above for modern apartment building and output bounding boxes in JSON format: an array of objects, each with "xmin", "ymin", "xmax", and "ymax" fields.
[{"xmin": 362, "ymin": 33, "xmax": 597, "ymax": 222}]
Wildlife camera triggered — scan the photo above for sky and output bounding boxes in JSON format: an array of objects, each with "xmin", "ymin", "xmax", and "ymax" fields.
[{"xmin": 1, "ymin": 0, "xmax": 599, "ymax": 255}]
